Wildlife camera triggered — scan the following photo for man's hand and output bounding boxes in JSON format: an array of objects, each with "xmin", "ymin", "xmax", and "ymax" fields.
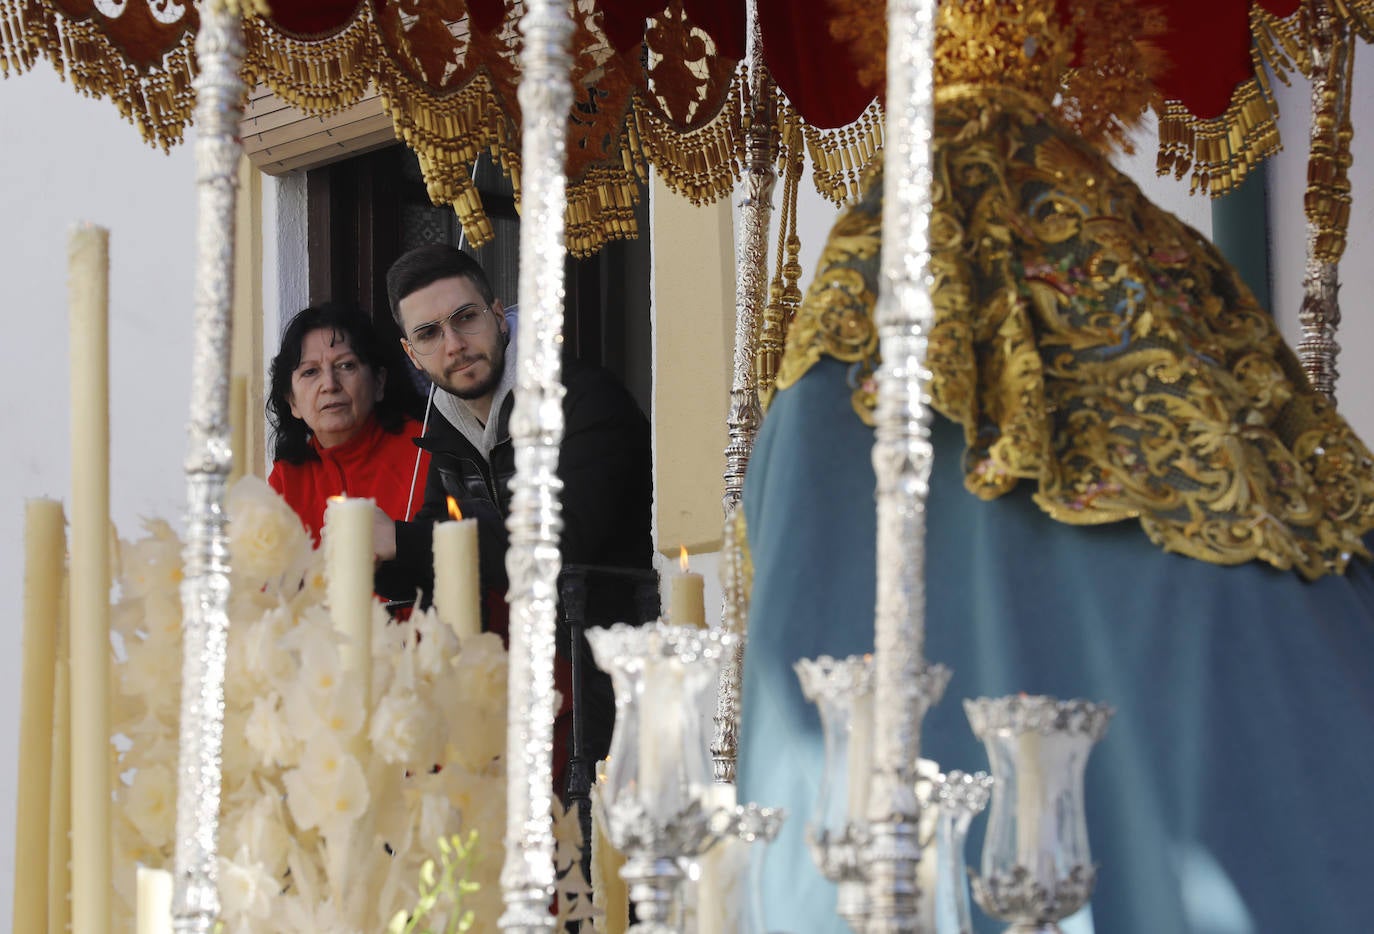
[{"xmin": 373, "ymin": 505, "xmax": 398, "ymax": 561}]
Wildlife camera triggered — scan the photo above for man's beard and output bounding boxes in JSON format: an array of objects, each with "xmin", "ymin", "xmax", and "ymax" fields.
[{"xmin": 437, "ymin": 341, "xmax": 504, "ymax": 400}]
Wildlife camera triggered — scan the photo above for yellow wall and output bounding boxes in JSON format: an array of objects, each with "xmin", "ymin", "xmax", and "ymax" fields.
[{"xmin": 651, "ymin": 175, "xmax": 735, "ymax": 556}]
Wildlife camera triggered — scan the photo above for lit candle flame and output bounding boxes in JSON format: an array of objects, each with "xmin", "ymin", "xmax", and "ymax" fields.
[
  {"xmin": 447, "ymin": 496, "xmax": 463, "ymax": 521},
  {"xmin": 679, "ymin": 545, "xmax": 690, "ymax": 574}
]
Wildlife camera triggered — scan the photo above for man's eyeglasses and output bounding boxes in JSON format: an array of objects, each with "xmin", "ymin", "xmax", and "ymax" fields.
[{"xmin": 406, "ymin": 305, "xmax": 491, "ymax": 356}]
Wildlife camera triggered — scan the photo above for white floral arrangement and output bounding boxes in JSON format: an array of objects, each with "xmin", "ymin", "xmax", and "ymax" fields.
[{"xmin": 109, "ymin": 477, "xmax": 509, "ymax": 933}]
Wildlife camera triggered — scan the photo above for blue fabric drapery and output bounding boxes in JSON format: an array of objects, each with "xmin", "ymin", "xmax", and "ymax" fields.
[{"xmin": 739, "ymin": 359, "xmax": 1374, "ymax": 933}]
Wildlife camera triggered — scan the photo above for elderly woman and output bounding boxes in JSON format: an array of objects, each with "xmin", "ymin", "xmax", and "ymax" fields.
[{"xmin": 268, "ymin": 302, "xmax": 430, "ymax": 542}]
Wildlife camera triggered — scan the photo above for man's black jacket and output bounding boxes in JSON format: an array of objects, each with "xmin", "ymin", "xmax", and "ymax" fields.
[
  {"xmin": 374, "ymin": 360, "xmax": 655, "ymax": 768},
  {"xmin": 375, "ymin": 359, "xmax": 653, "ymax": 605}
]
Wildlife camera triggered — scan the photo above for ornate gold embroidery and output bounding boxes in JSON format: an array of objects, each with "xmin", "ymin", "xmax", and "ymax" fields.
[
  {"xmin": 777, "ymin": 89, "xmax": 1374, "ymax": 579},
  {"xmin": 774, "ymin": 192, "xmax": 880, "ymax": 421}
]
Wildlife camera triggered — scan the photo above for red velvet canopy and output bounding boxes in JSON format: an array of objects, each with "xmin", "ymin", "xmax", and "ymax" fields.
[{"xmin": 0, "ymin": 0, "xmax": 1359, "ymax": 247}]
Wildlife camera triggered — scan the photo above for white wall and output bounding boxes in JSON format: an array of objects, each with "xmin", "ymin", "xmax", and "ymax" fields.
[{"xmin": 0, "ymin": 63, "xmax": 199, "ymax": 925}]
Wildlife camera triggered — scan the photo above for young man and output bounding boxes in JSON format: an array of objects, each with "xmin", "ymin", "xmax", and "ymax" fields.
[
  {"xmin": 372, "ymin": 243, "xmax": 653, "ymax": 597},
  {"xmin": 373, "ymin": 243, "xmax": 654, "ymax": 771}
]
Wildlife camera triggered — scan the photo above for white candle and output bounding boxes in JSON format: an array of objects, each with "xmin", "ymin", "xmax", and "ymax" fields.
[
  {"xmin": 136, "ymin": 866, "xmax": 173, "ymax": 934},
  {"xmin": 916, "ymin": 802, "xmax": 941, "ymax": 932},
  {"xmin": 433, "ymin": 497, "xmax": 481, "ymax": 640},
  {"xmin": 846, "ymin": 688, "xmax": 875, "ymax": 821},
  {"xmin": 590, "ymin": 764, "xmax": 628, "ymax": 934},
  {"xmin": 14, "ymin": 499, "xmax": 65, "ymax": 934},
  {"xmin": 48, "ymin": 651, "xmax": 71, "ymax": 934},
  {"xmin": 668, "ymin": 546, "xmax": 705, "ymax": 628},
  {"xmin": 324, "ymin": 497, "xmax": 374, "ymax": 716},
  {"xmin": 694, "ymin": 783, "xmax": 746, "ymax": 934},
  {"xmin": 637, "ymin": 659, "xmax": 684, "ymax": 810},
  {"xmin": 1016, "ymin": 730, "xmax": 1044, "ymax": 871},
  {"xmin": 68, "ymin": 222, "xmax": 111, "ymax": 934}
]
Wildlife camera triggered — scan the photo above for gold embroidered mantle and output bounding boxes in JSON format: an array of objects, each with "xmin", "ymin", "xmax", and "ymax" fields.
[{"xmin": 777, "ymin": 89, "xmax": 1374, "ymax": 579}]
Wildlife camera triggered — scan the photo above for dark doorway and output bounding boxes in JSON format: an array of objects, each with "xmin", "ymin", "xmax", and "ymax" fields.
[{"xmin": 305, "ymin": 145, "xmax": 652, "ymax": 412}]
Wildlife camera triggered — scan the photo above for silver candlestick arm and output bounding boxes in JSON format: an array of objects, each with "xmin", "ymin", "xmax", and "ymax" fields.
[
  {"xmin": 714, "ymin": 0, "xmax": 775, "ymax": 786},
  {"xmin": 865, "ymin": 0, "xmax": 941, "ymax": 927},
  {"xmin": 498, "ymin": 0, "xmax": 573, "ymax": 929},
  {"xmin": 172, "ymin": 5, "xmax": 245, "ymax": 933}
]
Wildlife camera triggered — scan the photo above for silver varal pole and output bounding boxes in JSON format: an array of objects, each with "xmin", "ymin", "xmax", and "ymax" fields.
[
  {"xmin": 721, "ymin": 0, "xmax": 773, "ymax": 515},
  {"xmin": 498, "ymin": 0, "xmax": 573, "ymax": 929},
  {"xmin": 1296, "ymin": 0, "xmax": 1352, "ymax": 399},
  {"xmin": 712, "ymin": 0, "xmax": 775, "ymax": 785},
  {"xmin": 863, "ymin": 0, "xmax": 939, "ymax": 930},
  {"xmin": 172, "ymin": 4, "xmax": 245, "ymax": 933}
]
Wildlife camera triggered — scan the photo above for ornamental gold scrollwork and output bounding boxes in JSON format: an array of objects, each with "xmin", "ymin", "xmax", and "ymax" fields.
[{"xmin": 778, "ymin": 88, "xmax": 1374, "ymax": 580}]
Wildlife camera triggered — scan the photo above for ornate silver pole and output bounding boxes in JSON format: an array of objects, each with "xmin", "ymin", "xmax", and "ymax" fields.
[
  {"xmin": 863, "ymin": 0, "xmax": 939, "ymax": 929},
  {"xmin": 498, "ymin": 0, "xmax": 573, "ymax": 929},
  {"xmin": 172, "ymin": 5, "xmax": 245, "ymax": 933},
  {"xmin": 712, "ymin": 0, "xmax": 775, "ymax": 786},
  {"xmin": 722, "ymin": 0, "xmax": 774, "ymax": 515},
  {"xmin": 1297, "ymin": 0, "xmax": 1353, "ymax": 399}
]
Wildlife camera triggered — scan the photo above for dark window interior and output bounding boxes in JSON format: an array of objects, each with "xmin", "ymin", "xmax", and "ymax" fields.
[{"xmin": 305, "ymin": 145, "xmax": 652, "ymax": 413}]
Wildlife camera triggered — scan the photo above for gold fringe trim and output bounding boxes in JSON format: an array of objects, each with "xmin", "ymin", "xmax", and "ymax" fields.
[
  {"xmin": 0, "ymin": 1, "xmax": 198, "ymax": 152},
  {"xmin": 633, "ymin": 62, "xmax": 747, "ymax": 206},
  {"xmin": 1154, "ymin": 79, "xmax": 1282, "ymax": 197},
  {"xmin": 0, "ymin": 1, "xmax": 877, "ymax": 257},
  {"xmin": 798, "ymin": 98, "xmax": 884, "ymax": 204},
  {"xmin": 755, "ymin": 119, "xmax": 806, "ymax": 410},
  {"xmin": 1156, "ymin": 0, "xmax": 1374, "ymax": 199},
  {"xmin": 1, "ymin": 1, "xmax": 760, "ymax": 258}
]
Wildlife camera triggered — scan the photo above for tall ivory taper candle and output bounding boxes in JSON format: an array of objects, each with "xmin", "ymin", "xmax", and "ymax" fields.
[
  {"xmin": 48, "ymin": 571, "xmax": 71, "ymax": 934},
  {"xmin": 434, "ymin": 497, "xmax": 481, "ymax": 640},
  {"xmin": 324, "ymin": 496, "xmax": 375, "ymax": 716},
  {"xmin": 14, "ymin": 499, "xmax": 65, "ymax": 934},
  {"xmin": 590, "ymin": 763, "xmax": 628, "ymax": 934},
  {"xmin": 68, "ymin": 222, "xmax": 111, "ymax": 934},
  {"xmin": 48, "ymin": 655, "xmax": 71, "ymax": 934},
  {"xmin": 136, "ymin": 866, "xmax": 173, "ymax": 934}
]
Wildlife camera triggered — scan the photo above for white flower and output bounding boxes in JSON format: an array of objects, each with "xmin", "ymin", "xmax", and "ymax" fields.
[
  {"xmin": 110, "ymin": 599, "xmax": 146, "ymax": 644},
  {"xmin": 244, "ymin": 693, "xmax": 297, "ymax": 768},
  {"xmin": 221, "ymin": 792, "xmax": 292, "ymax": 880},
  {"xmin": 411, "ymin": 608, "xmax": 461, "ymax": 680},
  {"xmin": 247, "ymin": 606, "xmax": 298, "ymax": 683},
  {"xmin": 276, "ymin": 895, "xmax": 366, "ymax": 934},
  {"xmin": 117, "ymin": 519, "xmax": 184, "ymax": 600},
  {"xmin": 288, "ymin": 550, "xmax": 329, "ymax": 612},
  {"xmin": 282, "ymin": 676, "xmax": 364, "ymax": 748},
  {"xmin": 282, "ymin": 607, "xmax": 346, "ymax": 698},
  {"xmin": 141, "ymin": 590, "xmax": 183, "ymax": 647},
  {"xmin": 370, "ymin": 690, "xmax": 443, "ymax": 767},
  {"xmin": 228, "ymin": 476, "xmax": 312, "ymax": 587},
  {"xmin": 218, "ymin": 846, "xmax": 277, "ymax": 923},
  {"xmin": 283, "ymin": 739, "xmax": 369, "ymax": 837},
  {"xmin": 124, "ymin": 764, "xmax": 176, "ymax": 849},
  {"xmin": 118, "ymin": 711, "xmax": 179, "ymax": 774},
  {"xmin": 417, "ymin": 793, "xmax": 456, "ymax": 856},
  {"xmin": 222, "ymin": 704, "xmax": 257, "ymax": 792},
  {"xmin": 451, "ymin": 631, "xmax": 509, "ymax": 705}
]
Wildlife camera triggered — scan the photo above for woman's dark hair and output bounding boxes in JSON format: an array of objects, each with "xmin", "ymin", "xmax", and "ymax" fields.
[{"xmin": 268, "ymin": 302, "xmax": 424, "ymax": 464}]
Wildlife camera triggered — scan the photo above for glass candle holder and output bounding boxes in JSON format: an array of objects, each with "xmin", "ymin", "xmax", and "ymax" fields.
[
  {"xmin": 586, "ymin": 622, "xmax": 739, "ymax": 932},
  {"xmin": 964, "ymin": 695, "xmax": 1113, "ymax": 934},
  {"xmin": 921, "ymin": 769, "xmax": 993, "ymax": 934},
  {"xmin": 794, "ymin": 654, "xmax": 874, "ymax": 931}
]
